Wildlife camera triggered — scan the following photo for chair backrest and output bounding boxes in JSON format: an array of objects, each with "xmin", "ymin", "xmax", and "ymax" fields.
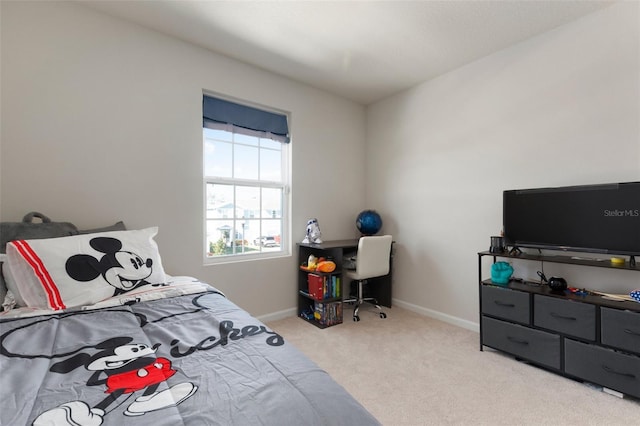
[{"xmin": 354, "ymin": 235, "xmax": 393, "ymax": 280}]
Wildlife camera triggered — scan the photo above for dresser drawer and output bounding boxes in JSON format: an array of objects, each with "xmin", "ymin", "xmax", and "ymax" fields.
[
  {"xmin": 601, "ymin": 308, "xmax": 640, "ymax": 355},
  {"xmin": 534, "ymin": 295, "xmax": 595, "ymax": 341},
  {"xmin": 565, "ymin": 339, "xmax": 640, "ymax": 399},
  {"xmin": 482, "ymin": 285, "xmax": 530, "ymax": 324},
  {"xmin": 482, "ymin": 316, "xmax": 560, "ymax": 370}
]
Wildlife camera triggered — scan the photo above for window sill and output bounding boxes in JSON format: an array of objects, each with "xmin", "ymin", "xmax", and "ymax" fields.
[{"xmin": 203, "ymin": 250, "xmax": 291, "ymax": 266}]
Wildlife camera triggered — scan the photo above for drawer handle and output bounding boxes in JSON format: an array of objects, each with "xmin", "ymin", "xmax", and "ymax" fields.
[
  {"xmin": 624, "ymin": 329, "xmax": 640, "ymax": 337},
  {"xmin": 494, "ymin": 301, "xmax": 515, "ymax": 308},
  {"xmin": 550, "ymin": 312, "xmax": 577, "ymax": 321},
  {"xmin": 601, "ymin": 365, "xmax": 636, "ymax": 380},
  {"xmin": 507, "ymin": 336, "xmax": 529, "ymax": 345}
]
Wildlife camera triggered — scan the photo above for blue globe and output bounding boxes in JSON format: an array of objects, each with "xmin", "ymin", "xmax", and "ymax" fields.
[{"xmin": 356, "ymin": 210, "xmax": 382, "ymax": 235}]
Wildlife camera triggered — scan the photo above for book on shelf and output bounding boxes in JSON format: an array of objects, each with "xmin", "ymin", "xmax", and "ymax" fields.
[
  {"xmin": 308, "ymin": 273, "xmax": 324, "ymax": 300},
  {"xmin": 313, "ymin": 300, "xmax": 343, "ymax": 326},
  {"xmin": 308, "ymin": 273, "xmax": 341, "ymax": 301},
  {"xmin": 333, "ymin": 276, "xmax": 341, "ymax": 298}
]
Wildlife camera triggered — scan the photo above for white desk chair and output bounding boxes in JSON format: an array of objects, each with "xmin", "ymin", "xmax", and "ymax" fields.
[{"xmin": 343, "ymin": 235, "xmax": 392, "ymax": 322}]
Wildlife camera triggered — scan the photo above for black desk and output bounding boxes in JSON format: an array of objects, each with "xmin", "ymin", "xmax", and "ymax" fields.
[{"xmin": 297, "ymin": 239, "xmax": 393, "ymax": 309}]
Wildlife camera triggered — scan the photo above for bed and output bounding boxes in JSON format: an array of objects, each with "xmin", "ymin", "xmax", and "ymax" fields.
[{"xmin": 0, "ymin": 214, "xmax": 380, "ymax": 426}]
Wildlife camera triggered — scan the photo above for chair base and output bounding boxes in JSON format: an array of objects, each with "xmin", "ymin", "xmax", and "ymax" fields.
[{"xmin": 343, "ymin": 279, "xmax": 387, "ymax": 322}]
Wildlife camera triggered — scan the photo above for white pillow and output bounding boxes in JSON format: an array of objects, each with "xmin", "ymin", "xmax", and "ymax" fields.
[
  {"xmin": 3, "ymin": 257, "xmax": 32, "ymax": 307},
  {"xmin": 5, "ymin": 227, "xmax": 167, "ymax": 310}
]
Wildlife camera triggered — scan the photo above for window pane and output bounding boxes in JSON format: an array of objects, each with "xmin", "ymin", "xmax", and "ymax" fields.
[
  {"xmin": 206, "ymin": 219, "xmax": 233, "ymax": 256},
  {"xmin": 204, "ymin": 139, "xmax": 232, "ymax": 178},
  {"xmin": 260, "ymin": 148, "xmax": 282, "ymax": 181},
  {"xmin": 244, "ymin": 219, "xmax": 261, "ymax": 247},
  {"xmin": 233, "ymin": 222, "xmax": 251, "ymax": 254},
  {"xmin": 262, "ymin": 187, "xmax": 282, "ymax": 219},
  {"xmin": 204, "ymin": 127, "xmax": 232, "ymax": 141},
  {"xmin": 206, "ymin": 183, "xmax": 234, "ymax": 218},
  {"xmin": 261, "ymin": 219, "xmax": 282, "ymax": 251},
  {"xmin": 236, "ymin": 186, "xmax": 260, "ymax": 219},
  {"xmin": 235, "ymin": 133, "xmax": 259, "ymax": 146},
  {"xmin": 234, "ymin": 144, "xmax": 258, "ymax": 180},
  {"xmin": 261, "ymin": 138, "xmax": 281, "ymax": 150}
]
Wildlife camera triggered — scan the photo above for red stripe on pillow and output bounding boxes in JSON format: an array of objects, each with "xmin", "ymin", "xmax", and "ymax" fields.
[{"xmin": 12, "ymin": 240, "xmax": 66, "ymax": 310}]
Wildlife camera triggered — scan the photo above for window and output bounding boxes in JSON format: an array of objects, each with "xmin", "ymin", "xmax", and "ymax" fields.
[{"xmin": 203, "ymin": 95, "xmax": 290, "ymax": 262}]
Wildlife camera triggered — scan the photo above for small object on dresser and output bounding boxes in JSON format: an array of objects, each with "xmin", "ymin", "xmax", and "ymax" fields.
[
  {"xmin": 548, "ymin": 276, "xmax": 568, "ymax": 293},
  {"xmin": 490, "ymin": 261, "xmax": 513, "ymax": 285},
  {"xmin": 489, "ymin": 236, "xmax": 505, "ymax": 253},
  {"xmin": 568, "ymin": 287, "xmax": 589, "ymax": 296},
  {"xmin": 630, "ymin": 289, "xmax": 640, "ymax": 302}
]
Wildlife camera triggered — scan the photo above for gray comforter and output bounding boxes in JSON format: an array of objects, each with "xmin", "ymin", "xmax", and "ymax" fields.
[{"xmin": 0, "ymin": 286, "xmax": 379, "ymax": 426}]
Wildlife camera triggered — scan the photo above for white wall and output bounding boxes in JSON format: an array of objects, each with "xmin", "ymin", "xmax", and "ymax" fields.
[
  {"xmin": 0, "ymin": 1, "xmax": 366, "ymax": 317},
  {"xmin": 367, "ymin": 2, "xmax": 640, "ymax": 329},
  {"xmin": 2, "ymin": 1, "xmax": 638, "ymax": 328}
]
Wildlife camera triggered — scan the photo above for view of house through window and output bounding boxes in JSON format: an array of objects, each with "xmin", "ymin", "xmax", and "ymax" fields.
[{"xmin": 204, "ymin": 127, "xmax": 288, "ymax": 260}]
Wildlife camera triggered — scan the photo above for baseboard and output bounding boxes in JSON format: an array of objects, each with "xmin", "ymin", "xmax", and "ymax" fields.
[
  {"xmin": 259, "ymin": 302, "xmax": 480, "ymax": 333},
  {"xmin": 392, "ymin": 298, "xmax": 479, "ymax": 333},
  {"xmin": 257, "ymin": 307, "xmax": 297, "ymax": 323}
]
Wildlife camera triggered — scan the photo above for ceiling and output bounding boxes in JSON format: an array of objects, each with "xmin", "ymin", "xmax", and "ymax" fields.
[{"xmin": 81, "ymin": 1, "xmax": 614, "ymax": 105}]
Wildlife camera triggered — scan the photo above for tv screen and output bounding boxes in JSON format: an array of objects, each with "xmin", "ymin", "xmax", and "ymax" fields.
[{"xmin": 503, "ymin": 182, "xmax": 640, "ymax": 256}]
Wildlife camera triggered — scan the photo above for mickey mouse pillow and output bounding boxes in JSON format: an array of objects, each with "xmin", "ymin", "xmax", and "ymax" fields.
[{"xmin": 5, "ymin": 227, "xmax": 167, "ymax": 310}]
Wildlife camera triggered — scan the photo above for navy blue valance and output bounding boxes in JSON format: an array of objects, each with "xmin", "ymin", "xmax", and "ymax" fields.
[{"xmin": 203, "ymin": 95, "xmax": 290, "ymax": 143}]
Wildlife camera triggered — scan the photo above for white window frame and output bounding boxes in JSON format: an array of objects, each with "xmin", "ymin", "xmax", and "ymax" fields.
[{"xmin": 202, "ymin": 100, "xmax": 291, "ymax": 265}]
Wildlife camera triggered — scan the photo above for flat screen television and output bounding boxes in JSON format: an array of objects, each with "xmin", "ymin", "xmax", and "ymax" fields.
[{"xmin": 503, "ymin": 181, "xmax": 640, "ymax": 257}]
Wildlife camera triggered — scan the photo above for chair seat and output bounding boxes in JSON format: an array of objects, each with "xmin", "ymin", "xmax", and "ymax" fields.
[{"xmin": 344, "ymin": 269, "xmax": 366, "ymax": 281}]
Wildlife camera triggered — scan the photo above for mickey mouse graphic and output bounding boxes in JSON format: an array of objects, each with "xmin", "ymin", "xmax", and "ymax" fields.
[
  {"xmin": 65, "ymin": 237, "xmax": 154, "ymax": 295},
  {"xmin": 33, "ymin": 337, "xmax": 198, "ymax": 425}
]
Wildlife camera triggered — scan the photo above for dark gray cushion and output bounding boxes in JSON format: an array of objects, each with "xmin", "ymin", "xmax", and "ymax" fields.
[{"xmin": 0, "ymin": 212, "xmax": 78, "ymax": 254}]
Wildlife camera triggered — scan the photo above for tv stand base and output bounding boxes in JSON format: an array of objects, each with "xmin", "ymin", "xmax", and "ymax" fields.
[{"xmin": 508, "ymin": 246, "xmax": 522, "ymax": 256}]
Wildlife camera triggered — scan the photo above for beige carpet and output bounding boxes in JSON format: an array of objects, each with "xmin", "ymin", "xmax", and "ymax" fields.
[{"xmin": 267, "ymin": 306, "xmax": 639, "ymax": 425}]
